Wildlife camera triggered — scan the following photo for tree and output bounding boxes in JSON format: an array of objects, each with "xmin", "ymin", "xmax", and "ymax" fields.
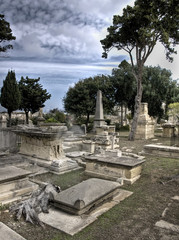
[
  {"xmin": 110, "ymin": 60, "xmax": 136, "ymax": 125},
  {"xmin": 111, "ymin": 63, "xmax": 179, "ymax": 121},
  {"xmin": 10, "ymin": 184, "xmax": 61, "ymax": 225},
  {"xmin": 0, "ymin": 14, "xmax": 16, "ymax": 53},
  {"xmin": 101, "ymin": 0, "xmax": 179, "ymax": 140},
  {"xmin": 0, "ymin": 71, "xmax": 21, "ymax": 126},
  {"xmin": 19, "ymin": 77, "xmax": 51, "ymax": 124},
  {"xmin": 168, "ymin": 102, "xmax": 179, "ymax": 122},
  {"xmin": 142, "ymin": 66, "xmax": 179, "ymax": 120},
  {"xmin": 63, "ymin": 75, "xmax": 115, "ymax": 127},
  {"xmin": 44, "ymin": 108, "xmax": 66, "ymax": 123}
]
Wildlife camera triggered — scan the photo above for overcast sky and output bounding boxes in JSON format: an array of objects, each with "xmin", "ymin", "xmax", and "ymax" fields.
[{"xmin": 0, "ymin": 0, "xmax": 178, "ymax": 111}]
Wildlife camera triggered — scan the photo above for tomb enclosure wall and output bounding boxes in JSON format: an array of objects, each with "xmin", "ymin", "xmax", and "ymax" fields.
[
  {"xmin": 19, "ymin": 134, "xmax": 64, "ymax": 161},
  {"xmin": 0, "ymin": 128, "xmax": 19, "ymax": 152}
]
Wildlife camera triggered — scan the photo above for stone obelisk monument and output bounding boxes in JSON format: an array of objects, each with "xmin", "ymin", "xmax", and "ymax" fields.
[{"xmin": 93, "ymin": 90, "xmax": 106, "ymax": 128}]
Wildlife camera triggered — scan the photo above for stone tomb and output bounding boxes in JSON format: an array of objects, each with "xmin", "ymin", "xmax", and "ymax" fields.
[
  {"xmin": 84, "ymin": 150, "xmax": 145, "ymax": 184},
  {"xmin": 15, "ymin": 128, "xmax": 65, "ymax": 161},
  {"xmin": 0, "ymin": 166, "xmax": 38, "ymax": 205},
  {"xmin": 39, "ymin": 178, "xmax": 132, "ymax": 235},
  {"xmin": 51, "ymin": 178, "xmax": 120, "ymax": 215},
  {"xmin": 14, "ymin": 127, "xmax": 78, "ymax": 173}
]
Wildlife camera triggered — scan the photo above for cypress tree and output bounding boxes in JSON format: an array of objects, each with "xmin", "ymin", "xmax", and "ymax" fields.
[{"xmin": 0, "ymin": 70, "xmax": 21, "ymax": 126}]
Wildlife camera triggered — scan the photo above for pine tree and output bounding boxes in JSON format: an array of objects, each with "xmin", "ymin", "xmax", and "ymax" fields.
[
  {"xmin": 0, "ymin": 71, "xmax": 21, "ymax": 126},
  {"xmin": 0, "ymin": 14, "xmax": 16, "ymax": 53},
  {"xmin": 19, "ymin": 77, "xmax": 51, "ymax": 124}
]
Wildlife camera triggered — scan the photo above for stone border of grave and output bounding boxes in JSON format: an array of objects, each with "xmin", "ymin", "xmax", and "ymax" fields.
[{"xmin": 144, "ymin": 144, "xmax": 179, "ymax": 159}]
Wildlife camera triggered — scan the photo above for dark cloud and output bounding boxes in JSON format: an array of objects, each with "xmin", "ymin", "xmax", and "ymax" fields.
[
  {"xmin": 0, "ymin": 0, "xmax": 107, "ymax": 29},
  {"xmin": 0, "ymin": 0, "xmax": 135, "ymax": 66}
]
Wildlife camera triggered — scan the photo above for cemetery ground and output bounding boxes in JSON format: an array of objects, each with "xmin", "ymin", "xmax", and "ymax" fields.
[{"xmin": 0, "ymin": 132, "xmax": 179, "ymax": 240}]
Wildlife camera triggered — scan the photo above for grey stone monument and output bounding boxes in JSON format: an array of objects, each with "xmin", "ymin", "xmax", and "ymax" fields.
[{"xmin": 93, "ymin": 90, "xmax": 106, "ymax": 128}]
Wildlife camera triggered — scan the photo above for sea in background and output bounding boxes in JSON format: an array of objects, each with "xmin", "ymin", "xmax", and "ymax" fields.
[{"xmin": 0, "ymin": 60, "xmax": 117, "ymax": 112}]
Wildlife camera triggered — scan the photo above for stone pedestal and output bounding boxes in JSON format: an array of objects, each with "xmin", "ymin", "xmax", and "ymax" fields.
[
  {"xmin": 82, "ymin": 140, "xmax": 95, "ymax": 153},
  {"xmin": 135, "ymin": 103, "xmax": 155, "ymax": 139},
  {"xmin": 162, "ymin": 123, "xmax": 175, "ymax": 137}
]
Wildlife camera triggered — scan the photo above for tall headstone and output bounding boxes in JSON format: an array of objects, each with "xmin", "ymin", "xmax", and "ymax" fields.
[
  {"xmin": 135, "ymin": 103, "xmax": 155, "ymax": 139},
  {"xmin": 93, "ymin": 90, "xmax": 106, "ymax": 128}
]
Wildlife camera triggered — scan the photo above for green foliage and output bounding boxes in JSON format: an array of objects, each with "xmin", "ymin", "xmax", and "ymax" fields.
[
  {"xmin": 75, "ymin": 116, "xmax": 94, "ymax": 132},
  {"xmin": 168, "ymin": 102, "xmax": 179, "ymax": 121},
  {"xmin": 31, "ymin": 116, "xmax": 38, "ymax": 125},
  {"xmin": 63, "ymin": 75, "xmax": 115, "ymax": 126},
  {"xmin": 0, "ymin": 14, "xmax": 16, "ymax": 53},
  {"xmin": 112, "ymin": 63, "xmax": 178, "ymax": 120},
  {"xmin": 101, "ymin": 0, "xmax": 178, "ymax": 63},
  {"xmin": 19, "ymin": 77, "xmax": 51, "ymax": 123},
  {"xmin": 115, "ymin": 123, "xmax": 129, "ymax": 132},
  {"xmin": 44, "ymin": 117, "xmax": 58, "ymax": 123},
  {"xmin": 111, "ymin": 60, "xmax": 136, "ymax": 111},
  {"xmin": 44, "ymin": 108, "xmax": 66, "ymax": 123},
  {"xmin": 142, "ymin": 66, "xmax": 179, "ymax": 119},
  {"xmin": 0, "ymin": 71, "xmax": 21, "ymax": 125}
]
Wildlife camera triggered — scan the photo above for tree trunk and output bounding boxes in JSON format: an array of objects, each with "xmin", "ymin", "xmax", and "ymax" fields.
[
  {"xmin": 25, "ymin": 111, "xmax": 29, "ymax": 124},
  {"xmin": 128, "ymin": 71, "xmax": 143, "ymax": 141},
  {"xmin": 10, "ymin": 183, "xmax": 61, "ymax": 225},
  {"xmin": 121, "ymin": 104, "xmax": 123, "ymax": 127}
]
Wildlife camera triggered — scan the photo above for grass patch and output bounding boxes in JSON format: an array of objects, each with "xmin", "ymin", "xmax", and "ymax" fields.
[
  {"xmin": 33, "ymin": 168, "xmax": 90, "ymax": 190},
  {"xmin": 39, "ymin": 155, "xmax": 179, "ymax": 240},
  {"xmin": 0, "ymin": 203, "xmax": 9, "ymax": 211}
]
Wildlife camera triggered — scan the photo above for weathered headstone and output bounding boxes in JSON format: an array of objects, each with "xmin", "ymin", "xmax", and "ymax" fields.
[{"xmin": 135, "ymin": 103, "xmax": 155, "ymax": 139}]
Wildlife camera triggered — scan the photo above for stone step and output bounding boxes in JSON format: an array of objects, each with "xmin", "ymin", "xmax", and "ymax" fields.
[
  {"xmin": 0, "ymin": 184, "xmax": 38, "ymax": 204},
  {"xmin": 1, "ymin": 196, "xmax": 22, "ymax": 205}
]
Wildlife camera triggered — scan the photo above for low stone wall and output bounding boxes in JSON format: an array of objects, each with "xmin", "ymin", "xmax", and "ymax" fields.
[{"xmin": 0, "ymin": 128, "xmax": 20, "ymax": 152}]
